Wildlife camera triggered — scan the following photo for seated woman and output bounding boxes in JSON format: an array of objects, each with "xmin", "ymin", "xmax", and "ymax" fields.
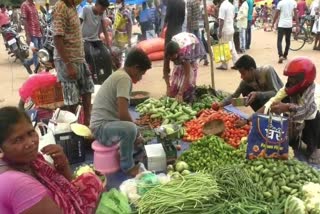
[
  {"xmin": 163, "ymin": 32, "xmax": 206, "ymax": 103},
  {"xmin": 0, "ymin": 107, "xmax": 103, "ymax": 214}
]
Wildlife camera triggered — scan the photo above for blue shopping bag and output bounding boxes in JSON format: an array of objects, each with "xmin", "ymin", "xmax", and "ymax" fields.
[{"xmin": 246, "ymin": 113, "xmax": 289, "ymax": 160}]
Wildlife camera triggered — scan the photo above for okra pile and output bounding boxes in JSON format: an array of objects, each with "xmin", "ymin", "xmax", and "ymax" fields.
[{"xmin": 136, "ymin": 97, "xmax": 197, "ymax": 126}]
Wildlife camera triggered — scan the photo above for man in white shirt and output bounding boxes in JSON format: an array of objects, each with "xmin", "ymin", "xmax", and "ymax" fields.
[
  {"xmin": 272, "ymin": 0, "xmax": 299, "ymax": 64},
  {"xmin": 217, "ymin": 0, "xmax": 238, "ymax": 70}
]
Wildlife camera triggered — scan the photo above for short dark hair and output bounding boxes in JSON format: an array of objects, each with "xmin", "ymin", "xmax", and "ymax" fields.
[
  {"xmin": 96, "ymin": 0, "xmax": 110, "ymax": 8},
  {"xmin": 165, "ymin": 41, "xmax": 179, "ymax": 57},
  {"xmin": 0, "ymin": 4, "xmax": 5, "ymax": 9},
  {"xmin": 0, "ymin": 107, "xmax": 31, "ymax": 146},
  {"xmin": 234, "ymin": 55, "xmax": 257, "ymax": 70},
  {"xmin": 125, "ymin": 48, "xmax": 152, "ymax": 72}
]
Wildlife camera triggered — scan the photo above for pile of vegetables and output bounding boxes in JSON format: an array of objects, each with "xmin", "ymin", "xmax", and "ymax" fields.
[
  {"xmin": 135, "ymin": 172, "xmax": 221, "ymax": 214},
  {"xmin": 139, "ymin": 128, "xmax": 156, "ymax": 143},
  {"xmin": 179, "ymin": 136, "xmax": 246, "ymax": 172},
  {"xmin": 285, "ymin": 182, "xmax": 320, "ymax": 214},
  {"xmin": 135, "ymin": 114, "xmax": 162, "ymax": 129},
  {"xmin": 211, "ymin": 165, "xmax": 284, "ymax": 213},
  {"xmin": 136, "ymin": 98, "xmax": 197, "ymax": 126},
  {"xmin": 166, "ymin": 161, "xmax": 191, "ymax": 178},
  {"xmin": 178, "ymin": 135, "xmax": 320, "ymax": 212},
  {"xmin": 96, "ymin": 188, "xmax": 132, "ymax": 214},
  {"xmin": 192, "ymin": 86, "xmax": 229, "ymax": 112},
  {"xmin": 183, "ymin": 109, "xmax": 250, "ymax": 147},
  {"xmin": 239, "ymin": 159, "xmax": 320, "ymax": 203}
]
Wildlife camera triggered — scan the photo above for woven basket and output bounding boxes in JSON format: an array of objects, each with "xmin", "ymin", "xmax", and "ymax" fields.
[
  {"xmin": 31, "ymin": 82, "xmax": 64, "ymax": 109},
  {"xmin": 203, "ymin": 119, "xmax": 225, "ymax": 136}
]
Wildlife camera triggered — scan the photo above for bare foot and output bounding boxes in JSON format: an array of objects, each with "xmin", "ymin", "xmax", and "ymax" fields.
[{"xmin": 308, "ymin": 149, "xmax": 320, "ymax": 165}]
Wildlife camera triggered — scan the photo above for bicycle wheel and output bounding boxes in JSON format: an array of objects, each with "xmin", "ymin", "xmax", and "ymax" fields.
[{"xmin": 290, "ymin": 26, "xmax": 307, "ymax": 51}]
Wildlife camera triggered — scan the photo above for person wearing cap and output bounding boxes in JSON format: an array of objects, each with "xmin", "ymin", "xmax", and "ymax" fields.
[{"xmin": 212, "ymin": 54, "xmax": 283, "ymax": 112}]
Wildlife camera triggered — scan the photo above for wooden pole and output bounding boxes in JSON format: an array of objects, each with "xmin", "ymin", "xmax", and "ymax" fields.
[{"xmin": 202, "ymin": 0, "xmax": 215, "ymax": 89}]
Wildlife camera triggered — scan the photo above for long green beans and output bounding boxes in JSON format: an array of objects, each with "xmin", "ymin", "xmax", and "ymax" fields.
[{"xmin": 136, "ymin": 173, "xmax": 220, "ymax": 214}]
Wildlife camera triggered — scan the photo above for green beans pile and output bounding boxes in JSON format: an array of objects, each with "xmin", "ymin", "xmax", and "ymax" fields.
[{"xmin": 135, "ymin": 173, "xmax": 220, "ymax": 214}]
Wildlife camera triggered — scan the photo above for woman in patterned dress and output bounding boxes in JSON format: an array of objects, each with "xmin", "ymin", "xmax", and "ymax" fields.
[{"xmin": 163, "ymin": 32, "xmax": 206, "ymax": 103}]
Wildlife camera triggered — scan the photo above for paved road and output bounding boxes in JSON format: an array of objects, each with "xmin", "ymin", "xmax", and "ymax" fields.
[{"xmin": 0, "ymin": 29, "xmax": 319, "ymax": 109}]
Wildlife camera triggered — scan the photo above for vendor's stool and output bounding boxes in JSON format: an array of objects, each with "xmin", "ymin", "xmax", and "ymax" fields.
[{"xmin": 92, "ymin": 140, "xmax": 120, "ymax": 174}]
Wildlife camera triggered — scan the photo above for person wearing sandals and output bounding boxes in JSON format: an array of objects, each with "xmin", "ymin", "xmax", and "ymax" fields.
[{"xmin": 216, "ymin": 0, "xmax": 239, "ymax": 70}]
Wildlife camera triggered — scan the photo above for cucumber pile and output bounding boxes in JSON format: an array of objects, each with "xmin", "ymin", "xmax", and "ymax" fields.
[
  {"xmin": 240, "ymin": 159, "xmax": 320, "ymax": 203},
  {"xmin": 136, "ymin": 98, "xmax": 197, "ymax": 126}
]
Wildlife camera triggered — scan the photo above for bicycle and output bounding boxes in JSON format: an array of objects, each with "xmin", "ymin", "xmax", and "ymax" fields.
[{"xmin": 290, "ymin": 14, "xmax": 315, "ymax": 51}]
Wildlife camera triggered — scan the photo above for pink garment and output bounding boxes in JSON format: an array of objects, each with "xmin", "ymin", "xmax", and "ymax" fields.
[
  {"xmin": 0, "ymin": 11, "xmax": 10, "ymax": 27},
  {"xmin": 0, "ymin": 170, "xmax": 49, "ymax": 214},
  {"xmin": 297, "ymin": 1, "xmax": 307, "ymax": 17}
]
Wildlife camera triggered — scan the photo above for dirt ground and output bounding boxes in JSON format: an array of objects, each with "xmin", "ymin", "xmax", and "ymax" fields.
[{"xmin": 0, "ymin": 29, "xmax": 319, "ymax": 114}]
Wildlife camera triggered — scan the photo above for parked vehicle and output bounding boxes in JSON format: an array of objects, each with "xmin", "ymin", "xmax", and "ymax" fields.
[
  {"xmin": 34, "ymin": 6, "xmax": 54, "ymax": 73},
  {"xmin": 1, "ymin": 24, "xmax": 29, "ymax": 65}
]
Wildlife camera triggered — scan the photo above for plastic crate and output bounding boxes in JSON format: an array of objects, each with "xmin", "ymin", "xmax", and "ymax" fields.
[
  {"xmin": 54, "ymin": 132, "xmax": 86, "ymax": 164},
  {"xmin": 31, "ymin": 82, "xmax": 64, "ymax": 109}
]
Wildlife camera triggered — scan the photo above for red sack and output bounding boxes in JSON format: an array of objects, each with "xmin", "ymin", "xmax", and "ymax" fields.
[
  {"xmin": 148, "ymin": 51, "xmax": 164, "ymax": 61},
  {"xmin": 136, "ymin": 38, "xmax": 165, "ymax": 54}
]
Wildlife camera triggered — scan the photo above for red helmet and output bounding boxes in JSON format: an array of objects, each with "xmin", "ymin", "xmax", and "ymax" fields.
[{"xmin": 283, "ymin": 57, "xmax": 316, "ymax": 96}]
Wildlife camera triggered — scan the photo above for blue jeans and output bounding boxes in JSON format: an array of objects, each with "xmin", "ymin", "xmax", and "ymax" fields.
[
  {"xmin": 93, "ymin": 121, "xmax": 138, "ymax": 172},
  {"xmin": 239, "ymin": 28, "xmax": 246, "ymax": 50},
  {"xmin": 26, "ymin": 36, "xmax": 42, "ymax": 67}
]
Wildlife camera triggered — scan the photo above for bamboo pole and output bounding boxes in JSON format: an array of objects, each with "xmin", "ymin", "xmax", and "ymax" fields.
[{"xmin": 202, "ymin": 0, "xmax": 215, "ymax": 89}]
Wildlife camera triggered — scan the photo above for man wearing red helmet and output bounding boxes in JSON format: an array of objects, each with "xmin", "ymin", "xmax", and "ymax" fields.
[{"xmin": 266, "ymin": 57, "xmax": 320, "ymax": 163}]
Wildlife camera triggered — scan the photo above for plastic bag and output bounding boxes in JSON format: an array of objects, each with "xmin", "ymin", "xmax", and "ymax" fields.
[
  {"xmin": 246, "ymin": 113, "xmax": 289, "ymax": 160},
  {"xmin": 96, "ymin": 189, "xmax": 131, "ymax": 214},
  {"xmin": 212, "ymin": 43, "xmax": 232, "ymax": 63},
  {"xmin": 137, "ymin": 171, "xmax": 160, "ymax": 196}
]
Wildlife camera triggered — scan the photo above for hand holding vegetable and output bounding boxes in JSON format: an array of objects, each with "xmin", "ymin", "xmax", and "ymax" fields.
[{"xmin": 41, "ymin": 144, "xmax": 69, "ymax": 170}]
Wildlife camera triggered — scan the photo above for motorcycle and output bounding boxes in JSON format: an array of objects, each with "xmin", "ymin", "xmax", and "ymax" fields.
[
  {"xmin": 34, "ymin": 6, "xmax": 54, "ymax": 73},
  {"xmin": 1, "ymin": 24, "xmax": 29, "ymax": 64}
]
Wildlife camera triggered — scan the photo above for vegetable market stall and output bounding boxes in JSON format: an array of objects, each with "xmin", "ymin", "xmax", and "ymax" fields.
[{"xmin": 75, "ymin": 86, "xmax": 320, "ymax": 214}]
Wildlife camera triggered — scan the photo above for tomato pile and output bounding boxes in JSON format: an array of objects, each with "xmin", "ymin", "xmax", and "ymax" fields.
[{"xmin": 183, "ymin": 109, "xmax": 251, "ymax": 148}]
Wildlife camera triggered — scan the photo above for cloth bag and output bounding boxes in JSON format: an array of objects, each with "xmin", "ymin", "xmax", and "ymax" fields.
[
  {"xmin": 246, "ymin": 113, "xmax": 289, "ymax": 160},
  {"xmin": 212, "ymin": 41, "xmax": 232, "ymax": 63}
]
